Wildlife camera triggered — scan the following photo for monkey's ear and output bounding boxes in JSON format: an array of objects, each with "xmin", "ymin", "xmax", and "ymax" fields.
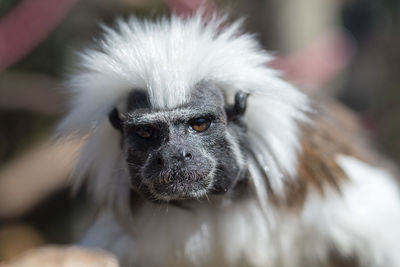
[
  {"xmin": 226, "ymin": 91, "xmax": 249, "ymax": 121},
  {"xmin": 109, "ymin": 108, "xmax": 124, "ymax": 131}
]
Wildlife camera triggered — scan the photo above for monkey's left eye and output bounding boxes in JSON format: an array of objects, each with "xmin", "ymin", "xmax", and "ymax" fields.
[
  {"xmin": 135, "ymin": 125, "xmax": 154, "ymax": 139},
  {"xmin": 190, "ymin": 118, "xmax": 211, "ymax": 132}
]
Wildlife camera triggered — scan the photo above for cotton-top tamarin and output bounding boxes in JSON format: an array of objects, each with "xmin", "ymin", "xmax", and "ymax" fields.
[{"xmin": 59, "ymin": 12, "xmax": 400, "ymax": 267}]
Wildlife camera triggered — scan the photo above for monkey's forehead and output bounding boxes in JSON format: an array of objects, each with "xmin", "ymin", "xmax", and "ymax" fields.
[
  {"xmin": 125, "ymin": 83, "xmax": 226, "ymax": 125},
  {"xmin": 126, "ymin": 81, "xmax": 224, "ymax": 110},
  {"xmin": 126, "ymin": 107, "xmax": 223, "ymax": 125}
]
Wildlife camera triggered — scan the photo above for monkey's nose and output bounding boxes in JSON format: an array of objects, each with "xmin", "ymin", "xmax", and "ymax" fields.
[
  {"xmin": 156, "ymin": 156, "xmax": 163, "ymax": 165},
  {"xmin": 182, "ymin": 150, "xmax": 192, "ymax": 160},
  {"xmin": 156, "ymin": 147, "xmax": 193, "ymax": 166},
  {"xmin": 172, "ymin": 149, "xmax": 192, "ymax": 162}
]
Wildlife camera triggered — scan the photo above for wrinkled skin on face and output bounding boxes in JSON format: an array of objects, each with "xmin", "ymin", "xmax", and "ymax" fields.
[{"xmin": 109, "ymin": 82, "xmax": 248, "ymax": 202}]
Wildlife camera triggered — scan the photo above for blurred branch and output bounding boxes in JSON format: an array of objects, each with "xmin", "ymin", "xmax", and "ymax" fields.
[
  {"xmin": 0, "ymin": 0, "xmax": 79, "ymax": 71},
  {"xmin": 0, "ymin": 71, "xmax": 66, "ymax": 114},
  {"xmin": 0, "ymin": 137, "xmax": 84, "ymax": 219}
]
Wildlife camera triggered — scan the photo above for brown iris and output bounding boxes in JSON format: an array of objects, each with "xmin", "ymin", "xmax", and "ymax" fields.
[
  {"xmin": 136, "ymin": 126, "xmax": 153, "ymax": 139},
  {"xmin": 190, "ymin": 118, "xmax": 211, "ymax": 132}
]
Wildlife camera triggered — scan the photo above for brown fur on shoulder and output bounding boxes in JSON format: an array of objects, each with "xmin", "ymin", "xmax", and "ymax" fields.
[{"xmin": 279, "ymin": 96, "xmax": 378, "ymax": 209}]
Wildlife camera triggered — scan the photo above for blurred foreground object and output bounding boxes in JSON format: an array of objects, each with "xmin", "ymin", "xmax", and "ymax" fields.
[
  {"xmin": 1, "ymin": 246, "xmax": 119, "ymax": 267},
  {"xmin": 0, "ymin": 137, "xmax": 84, "ymax": 219},
  {"xmin": 0, "ymin": 224, "xmax": 45, "ymax": 261}
]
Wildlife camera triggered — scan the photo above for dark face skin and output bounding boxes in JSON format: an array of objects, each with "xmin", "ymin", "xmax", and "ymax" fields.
[{"xmin": 109, "ymin": 82, "xmax": 248, "ymax": 202}]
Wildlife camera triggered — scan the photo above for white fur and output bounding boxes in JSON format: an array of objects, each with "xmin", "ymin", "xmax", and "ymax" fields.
[
  {"xmin": 331, "ymin": 156, "xmax": 400, "ymax": 266},
  {"xmin": 60, "ymin": 12, "xmax": 400, "ymax": 267},
  {"xmin": 80, "ymin": 156, "xmax": 400, "ymax": 267},
  {"xmin": 299, "ymin": 155, "xmax": 400, "ymax": 267}
]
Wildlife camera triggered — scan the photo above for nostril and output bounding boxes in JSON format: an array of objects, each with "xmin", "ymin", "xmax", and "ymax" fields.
[{"xmin": 180, "ymin": 150, "xmax": 192, "ymax": 161}]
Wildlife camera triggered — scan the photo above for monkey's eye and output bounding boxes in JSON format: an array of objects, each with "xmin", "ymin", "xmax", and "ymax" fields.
[
  {"xmin": 135, "ymin": 125, "xmax": 153, "ymax": 139},
  {"xmin": 190, "ymin": 118, "xmax": 211, "ymax": 132}
]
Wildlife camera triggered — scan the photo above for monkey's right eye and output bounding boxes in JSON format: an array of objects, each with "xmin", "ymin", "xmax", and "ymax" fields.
[
  {"xmin": 135, "ymin": 126, "xmax": 153, "ymax": 139},
  {"xmin": 190, "ymin": 118, "xmax": 211, "ymax": 132}
]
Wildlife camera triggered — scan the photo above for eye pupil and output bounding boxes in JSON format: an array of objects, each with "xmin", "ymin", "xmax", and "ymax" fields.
[
  {"xmin": 136, "ymin": 126, "xmax": 153, "ymax": 139},
  {"xmin": 191, "ymin": 118, "xmax": 210, "ymax": 132}
]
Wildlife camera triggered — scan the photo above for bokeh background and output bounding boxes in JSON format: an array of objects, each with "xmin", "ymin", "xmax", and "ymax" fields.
[{"xmin": 0, "ymin": 0, "xmax": 399, "ymax": 262}]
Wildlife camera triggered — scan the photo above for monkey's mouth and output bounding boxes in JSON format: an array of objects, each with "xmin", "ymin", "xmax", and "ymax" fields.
[{"xmin": 144, "ymin": 170, "xmax": 214, "ymax": 201}]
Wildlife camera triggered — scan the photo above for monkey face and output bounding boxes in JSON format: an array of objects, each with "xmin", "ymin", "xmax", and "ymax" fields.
[{"xmin": 109, "ymin": 82, "xmax": 247, "ymax": 202}]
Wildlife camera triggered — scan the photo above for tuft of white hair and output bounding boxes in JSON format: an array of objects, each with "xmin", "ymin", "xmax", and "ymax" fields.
[{"xmin": 59, "ymin": 12, "xmax": 310, "ymax": 207}]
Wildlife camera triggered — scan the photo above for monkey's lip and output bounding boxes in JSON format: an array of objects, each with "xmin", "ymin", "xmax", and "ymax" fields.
[
  {"xmin": 149, "ymin": 174, "xmax": 213, "ymax": 200},
  {"xmin": 155, "ymin": 174, "xmax": 204, "ymax": 184}
]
